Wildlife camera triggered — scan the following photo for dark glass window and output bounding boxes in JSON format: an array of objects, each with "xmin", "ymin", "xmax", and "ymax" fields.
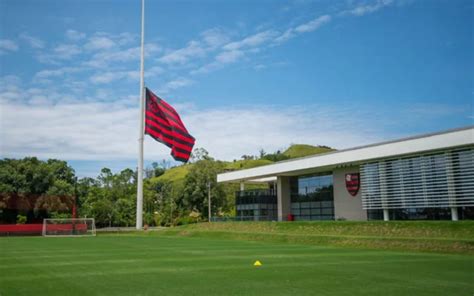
[
  {"xmin": 235, "ymin": 189, "xmax": 277, "ymax": 221},
  {"xmin": 290, "ymin": 173, "xmax": 334, "ymax": 220}
]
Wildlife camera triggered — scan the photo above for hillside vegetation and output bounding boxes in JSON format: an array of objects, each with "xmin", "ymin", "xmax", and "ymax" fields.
[
  {"xmin": 153, "ymin": 163, "xmax": 192, "ymax": 185},
  {"xmin": 283, "ymin": 144, "xmax": 334, "ymax": 158},
  {"xmin": 153, "ymin": 144, "xmax": 333, "ymax": 185},
  {"xmin": 224, "ymin": 159, "xmax": 274, "ymax": 170}
]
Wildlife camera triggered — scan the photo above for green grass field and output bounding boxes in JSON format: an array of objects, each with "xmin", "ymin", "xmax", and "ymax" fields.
[{"xmin": 1, "ymin": 233, "xmax": 473, "ymax": 296}]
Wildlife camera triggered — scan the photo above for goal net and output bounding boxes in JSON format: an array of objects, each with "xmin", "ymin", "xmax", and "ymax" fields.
[{"xmin": 42, "ymin": 218, "xmax": 96, "ymax": 237}]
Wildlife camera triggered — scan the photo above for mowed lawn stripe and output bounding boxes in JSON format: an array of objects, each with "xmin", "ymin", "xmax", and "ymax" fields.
[{"xmin": 2, "ymin": 253, "xmax": 462, "ymax": 273}]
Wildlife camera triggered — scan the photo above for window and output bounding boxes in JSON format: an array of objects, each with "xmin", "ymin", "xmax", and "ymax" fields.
[{"xmin": 290, "ymin": 173, "xmax": 334, "ymax": 220}]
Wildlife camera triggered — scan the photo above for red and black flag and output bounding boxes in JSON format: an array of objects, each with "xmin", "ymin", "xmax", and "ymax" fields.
[{"xmin": 145, "ymin": 88, "xmax": 195, "ymax": 162}]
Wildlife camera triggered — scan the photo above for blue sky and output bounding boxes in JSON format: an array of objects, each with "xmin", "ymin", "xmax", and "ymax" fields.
[{"xmin": 0, "ymin": 0, "xmax": 472, "ymax": 177}]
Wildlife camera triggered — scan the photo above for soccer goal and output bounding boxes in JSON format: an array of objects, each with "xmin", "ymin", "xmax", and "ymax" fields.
[{"xmin": 42, "ymin": 218, "xmax": 96, "ymax": 237}]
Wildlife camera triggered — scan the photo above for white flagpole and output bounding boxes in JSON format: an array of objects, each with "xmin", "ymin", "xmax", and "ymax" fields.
[{"xmin": 136, "ymin": 0, "xmax": 145, "ymax": 230}]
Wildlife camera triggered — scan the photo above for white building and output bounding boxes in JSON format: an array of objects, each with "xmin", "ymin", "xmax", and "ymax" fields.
[{"xmin": 217, "ymin": 126, "xmax": 474, "ymax": 221}]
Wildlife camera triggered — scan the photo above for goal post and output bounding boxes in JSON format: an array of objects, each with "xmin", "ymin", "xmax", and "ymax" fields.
[{"xmin": 42, "ymin": 218, "xmax": 96, "ymax": 237}]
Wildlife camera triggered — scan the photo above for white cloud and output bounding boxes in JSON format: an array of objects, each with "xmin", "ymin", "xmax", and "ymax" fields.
[
  {"xmin": 200, "ymin": 28, "xmax": 230, "ymax": 48},
  {"xmin": 53, "ymin": 44, "xmax": 82, "ymax": 59},
  {"xmin": 274, "ymin": 15, "xmax": 331, "ymax": 44},
  {"xmin": 215, "ymin": 50, "xmax": 244, "ymax": 64},
  {"xmin": 147, "ymin": 66, "xmax": 164, "ymax": 76},
  {"xmin": 84, "ymin": 43, "xmax": 161, "ymax": 68},
  {"xmin": 223, "ymin": 30, "xmax": 278, "ymax": 51},
  {"xmin": 84, "ymin": 36, "xmax": 116, "ymax": 51},
  {"xmin": 190, "ymin": 49, "xmax": 245, "ymax": 75},
  {"xmin": 90, "ymin": 66, "xmax": 163, "ymax": 84},
  {"xmin": 294, "ymin": 15, "xmax": 331, "ymax": 33},
  {"xmin": 19, "ymin": 33, "xmax": 45, "ymax": 49},
  {"xmin": 65, "ymin": 29, "xmax": 86, "ymax": 41},
  {"xmin": 90, "ymin": 71, "xmax": 130, "ymax": 84},
  {"xmin": 158, "ymin": 41, "xmax": 206, "ymax": 65},
  {"xmin": 158, "ymin": 28, "xmax": 230, "ymax": 66},
  {"xmin": 0, "ymin": 39, "xmax": 19, "ymax": 53},
  {"xmin": 0, "ymin": 75, "xmax": 22, "ymax": 104},
  {"xmin": 191, "ymin": 14, "xmax": 330, "ymax": 75},
  {"xmin": 84, "ymin": 48, "xmax": 139, "ymax": 68},
  {"xmin": 163, "ymin": 78, "xmax": 194, "ymax": 91},
  {"xmin": 1, "ymin": 84, "xmax": 468, "ymax": 163},
  {"xmin": 0, "ymin": 97, "xmax": 387, "ymax": 161},
  {"xmin": 273, "ymin": 29, "xmax": 295, "ymax": 44},
  {"xmin": 186, "ymin": 106, "xmax": 378, "ymax": 160},
  {"xmin": 0, "ymin": 100, "xmax": 140, "ymax": 160},
  {"xmin": 343, "ymin": 0, "xmax": 394, "ymax": 16},
  {"xmin": 0, "ymin": 75, "xmax": 21, "ymax": 88},
  {"xmin": 34, "ymin": 67, "xmax": 83, "ymax": 79},
  {"xmin": 190, "ymin": 63, "xmax": 216, "ymax": 75},
  {"xmin": 117, "ymin": 32, "xmax": 136, "ymax": 46},
  {"xmin": 191, "ymin": 30, "xmax": 276, "ymax": 75}
]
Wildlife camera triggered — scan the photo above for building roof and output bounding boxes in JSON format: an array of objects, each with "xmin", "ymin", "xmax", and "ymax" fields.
[{"xmin": 217, "ymin": 126, "xmax": 474, "ymax": 183}]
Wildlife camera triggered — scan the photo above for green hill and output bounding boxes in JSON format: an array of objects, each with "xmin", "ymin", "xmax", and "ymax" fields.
[
  {"xmin": 150, "ymin": 163, "xmax": 193, "ymax": 185},
  {"xmin": 283, "ymin": 144, "xmax": 334, "ymax": 158},
  {"xmin": 149, "ymin": 144, "xmax": 335, "ymax": 185},
  {"xmin": 224, "ymin": 159, "xmax": 273, "ymax": 170}
]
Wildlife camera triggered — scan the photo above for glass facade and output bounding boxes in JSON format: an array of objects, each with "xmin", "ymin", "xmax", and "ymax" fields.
[
  {"xmin": 290, "ymin": 173, "xmax": 334, "ymax": 220},
  {"xmin": 235, "ymin": 189, "xmax": 277, "ymax": 221}
]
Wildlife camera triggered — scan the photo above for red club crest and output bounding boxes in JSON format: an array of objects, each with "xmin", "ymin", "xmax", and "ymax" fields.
[{"xmin": 345, "ymin": 173, "xmax": 360, "ymax": 196}]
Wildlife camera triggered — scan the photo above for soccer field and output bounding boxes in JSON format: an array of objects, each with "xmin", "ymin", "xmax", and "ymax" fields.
[{"xmin": 0, "ymin": 234, "xmax": 472, "ymax": 296}]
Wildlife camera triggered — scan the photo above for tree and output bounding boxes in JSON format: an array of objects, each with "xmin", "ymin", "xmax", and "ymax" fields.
[
  {"xmin": 145, "ymin": 162, "xmax": 166, "ymax": 178},
  {"xmin": 259, "ymin": 149, "xmax": 266, "ymax": 159},
  {"xmin": 0, "ymin": 157, "xmax": 76, "ymax": 223},
  {"xmin": 190, "ymin": 148, "xmax": 210, "ymax": 162},
  {"xmin": 241, "ymin": 155, "xmax": 254, "ymax": 160},
  {"xmin": 115, "ymin": 198, "xmax": 135, "ymax": 227},
  {"xmin": 80, "ymin": 168, "xmax": 137, "ymax": 227},
  {"xmin": 183, "ymin": 157, "xmax": 226, "ymax": 219},
  {"xmin": 98, "ymin": 168, "xmax": 113, "ymax": 188}
]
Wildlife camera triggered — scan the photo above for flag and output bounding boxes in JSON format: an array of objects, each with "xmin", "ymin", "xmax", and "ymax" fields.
[{"xmin": 144, "ymin": 88, "xmax": 195, "ymax": 162}]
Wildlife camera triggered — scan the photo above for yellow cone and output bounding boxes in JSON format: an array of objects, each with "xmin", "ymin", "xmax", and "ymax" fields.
[{"xmin": 254, "ymin": 260, "xmax": 262, "ymax": 266}]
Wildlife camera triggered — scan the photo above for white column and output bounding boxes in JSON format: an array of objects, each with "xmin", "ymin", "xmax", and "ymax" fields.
[
  {"xmin": 240, "ymin": 182, "xmax": 245, "ymax": 191},
  {"xmin": 277, "ymin": 176, "xmax": 291, "ymax": 221},
  {"xmin": 383, "ymin": 209, "xmax": 389, "ymax": 221},
  {"xmin": 446, "ymin": 151, "xmax": 458, "ymax": 222},
  {"xmin": 379, "ymin": 161, "xmax": 390, "ymax": 222},
  {"xmin": 451, "ymin": 207, "xmax": 459, "ymax": 221}
]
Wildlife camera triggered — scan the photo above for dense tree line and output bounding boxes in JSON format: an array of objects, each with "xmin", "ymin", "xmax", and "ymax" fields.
[
  {"xmin": 0, "ymin": 157, "xmax": 76, "ymax": 224},
  {"xmin": 0, "ymin": 150, "xmax": 231, "ymax": 227}
]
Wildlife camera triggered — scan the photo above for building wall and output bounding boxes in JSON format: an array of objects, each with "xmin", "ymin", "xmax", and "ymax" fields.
[{"xmin": 333, "ymin": 166, "xmax": 367, "ymax": 221}]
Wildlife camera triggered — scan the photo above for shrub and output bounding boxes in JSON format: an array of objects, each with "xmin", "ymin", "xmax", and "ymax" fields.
[{"xmin": 16, "ymin": 214, "xmax": 27, "ymax": 224}]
